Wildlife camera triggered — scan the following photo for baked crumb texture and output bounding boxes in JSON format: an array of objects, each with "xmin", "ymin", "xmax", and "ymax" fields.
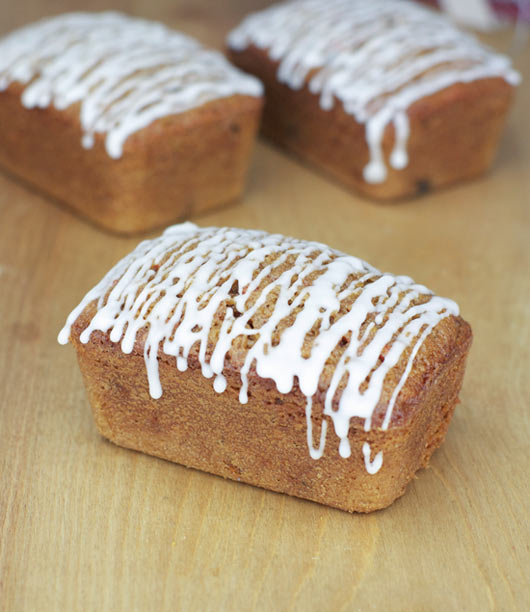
[
  {"xmin": 0, "ymin": 12, "xmax": 263, "ymax": 233},
  {"xmin": 227, "ymin": 0, "xmax": 519, "ymax": 200},
  {"xmin": 60, "ymin": 224, "xmax": 472, "ymax": 512}
]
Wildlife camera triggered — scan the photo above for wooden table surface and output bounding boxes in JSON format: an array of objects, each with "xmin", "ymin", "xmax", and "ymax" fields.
[{"xmin": 1, "ymin": 2, "xmax": 529, "ymax": 611}]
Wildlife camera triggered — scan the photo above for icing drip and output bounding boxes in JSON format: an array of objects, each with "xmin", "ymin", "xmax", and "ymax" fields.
[
  {"xmin": 228, "ymin": 0, "xmax": 520, "ymax": 183},
  {"xmin": 0, "ymin": 12, "xmax": 263, "ymax": 159},
  {"xmin": 305, "ymin": 397, "xmax": 328, "ymax": 460},
  {"xmin": 362, "ymin": 443, "xmax": 383, "ymax": 475},
  {"xmin": 58, "ymin": 223, "xmax": 459, "ymax": 473}
]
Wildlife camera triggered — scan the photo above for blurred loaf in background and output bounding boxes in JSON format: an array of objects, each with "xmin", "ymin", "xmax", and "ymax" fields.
[
  {"xmin": 228, "ymin": 0, "xmax": 520, "ymax": 200},
  {"xmin": 0, "ymin": 12, "xmax": 263, "ymax": 234}
]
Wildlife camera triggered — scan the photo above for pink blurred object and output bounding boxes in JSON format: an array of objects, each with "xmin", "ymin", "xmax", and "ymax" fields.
[
  {"xmin": 419, "ymin": 0, "xmax": 530, "ymax": 29},
  {"xmin": 491, "ymin": 0, "xmax": 530, "ymax": 20}
]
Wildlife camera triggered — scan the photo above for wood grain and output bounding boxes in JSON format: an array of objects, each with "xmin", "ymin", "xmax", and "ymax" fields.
[{"xmin": 1, "ymin": 2, "xmax": 529, "ymax": 611}]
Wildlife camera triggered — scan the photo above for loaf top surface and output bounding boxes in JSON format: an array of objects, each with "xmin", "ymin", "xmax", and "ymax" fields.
[
  {"xmin": 0, "ymin": 12, "xmax": 263, "ymax": 159},
  {"xmin": 59, "ymin": 223, "xmax": 466, "ymax": 470},
  {"xmin": 228, "ymin": 0, "xmax": 520, "ymax": 184}
]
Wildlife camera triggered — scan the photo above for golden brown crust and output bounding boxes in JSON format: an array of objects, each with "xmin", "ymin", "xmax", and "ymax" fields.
[
  {"xmin": 68, "ymin": 301, "xmax": 472, "ymax": 513},
  {"xmin": 227, "ymin": 44, "xmax": 514, "ymax": 200},
  {"xmin": 0, "ymin": 82, "xmax": 262, "ymax": 234}
]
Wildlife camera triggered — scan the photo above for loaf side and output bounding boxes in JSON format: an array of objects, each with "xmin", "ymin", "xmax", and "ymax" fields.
[
  {"xmin": 0, "ymin": 83, "xmax": 262, "ymax": 233},
  {"xmin": 228, "ymin": 44, "xmax": 514, "ymax": 200},
  {"xmin": 70, "ymin": 313, "xmax": 470, "ymax": 512}
]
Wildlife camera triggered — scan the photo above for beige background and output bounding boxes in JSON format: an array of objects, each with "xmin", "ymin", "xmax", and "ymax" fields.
[{"xmin": 1, "ymin": 2, "xmax": 529, "ymax": 610}]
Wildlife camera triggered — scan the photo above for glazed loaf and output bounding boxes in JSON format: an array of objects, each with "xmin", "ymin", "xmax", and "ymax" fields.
[
  {"xmin": 0, "ymin": 12, "xmax": 263, "ymax": 234},
  {"xmin": 227, "ymin": 0, "xmax": 520, "ymax": 200},
  {"xmin": 59, "ymin": 223, "xmax": 472, "ymax": 513}
]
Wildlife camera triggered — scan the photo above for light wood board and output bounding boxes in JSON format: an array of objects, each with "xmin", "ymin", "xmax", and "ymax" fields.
[{"xmin": 1, "ymin": 2, "xmax": 529, "ymax": 611}]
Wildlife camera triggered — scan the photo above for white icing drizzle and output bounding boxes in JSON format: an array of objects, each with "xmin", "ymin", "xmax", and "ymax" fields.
[
  {"xmin": 362, "ymin": 443, "xmax": 383, "ymax": 475},
  {"xmin": 227, "ymin": 0, "xmax": 520, "ymax": 184},
  {"xmin": 58, "ymin": 223, "xmax": 460, "ymax": 473},
  {"xmin": 0, "ymin": 12, "xmax": 262, "ymax": 158},
  {"xmin": 305, "ymin": 397, "xmax": 328, "ymax": 460}
]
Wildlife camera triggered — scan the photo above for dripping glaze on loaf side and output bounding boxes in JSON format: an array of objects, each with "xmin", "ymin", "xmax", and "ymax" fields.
[
  {"xmin": 0, "ymin": 12, "xmax": 263, "ymax": 159},
  {"xmin": 228, "ymin": 0, "xmax": 520, "ymax": 184},
  {"xmin": 59, "ymin": 223, "xmax": 460, "ymax": 474}
]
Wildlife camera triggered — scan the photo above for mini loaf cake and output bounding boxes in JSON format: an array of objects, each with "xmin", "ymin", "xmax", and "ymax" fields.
[
  {"xmin": 227, "ymin": 0, "xmax": 520, "ymax": 200},
  {"xmin": 59, "ymin": 223, "xmax": 472, "ymax": 513},
  {"xmin": 0, "ymin": 12, "xmax": 263, "ymax": 234}
]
